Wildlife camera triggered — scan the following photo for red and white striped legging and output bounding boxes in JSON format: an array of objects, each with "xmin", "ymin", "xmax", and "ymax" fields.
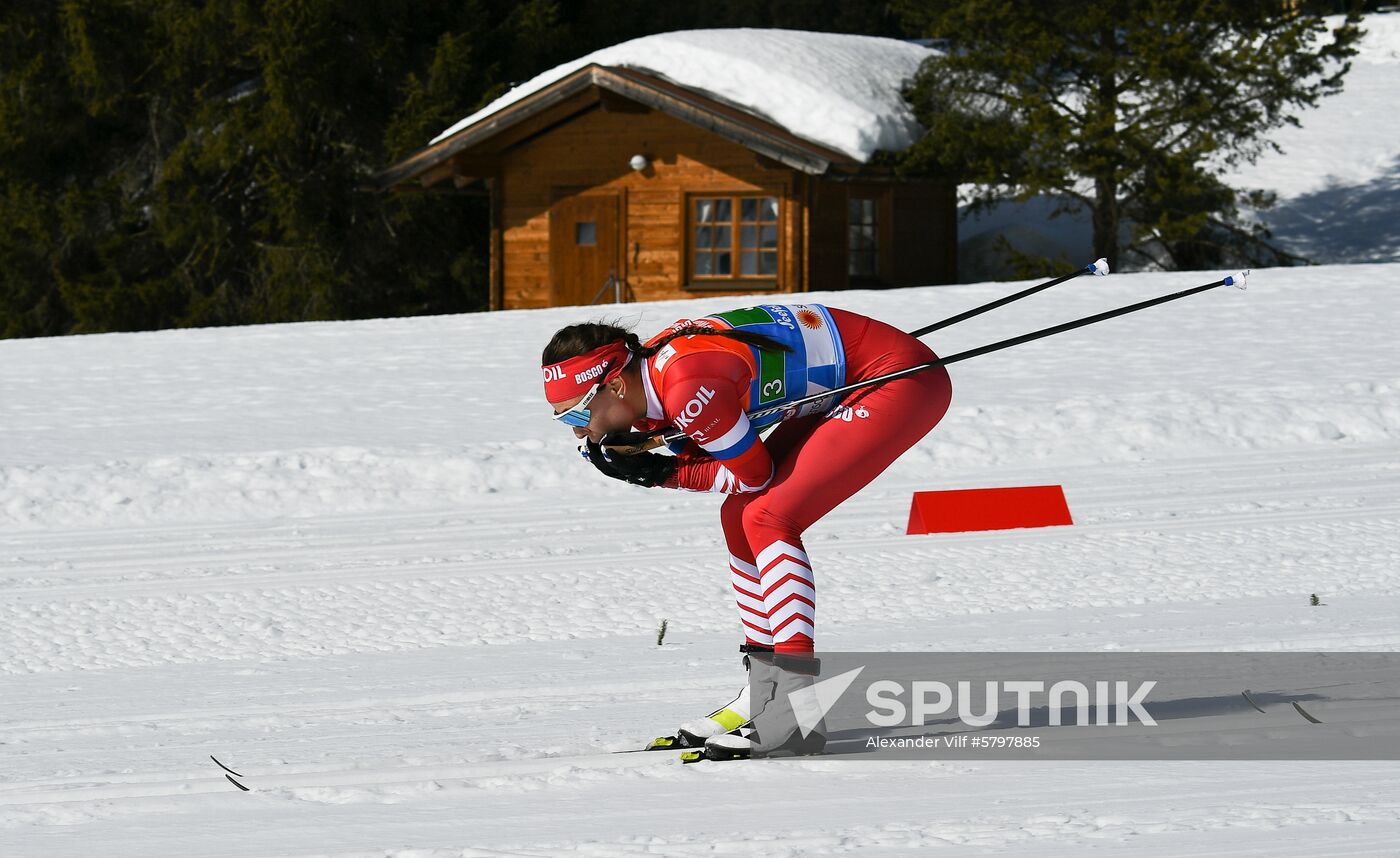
[{"xmin": 722, "ymin": 308, "xmax": 953, "ymax": 653}]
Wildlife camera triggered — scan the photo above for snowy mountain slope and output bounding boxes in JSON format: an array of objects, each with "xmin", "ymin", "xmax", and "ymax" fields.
[{"xmin": 2, "ymin": 264, "xmax": 1399, "ymax": 856}]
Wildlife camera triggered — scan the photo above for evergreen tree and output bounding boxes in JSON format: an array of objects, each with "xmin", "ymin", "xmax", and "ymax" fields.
[
  {"xmin": 0, "ymin": 0, "xmax": 896, "ymax": 338},
  {"xmin": 893, "ymin": 0, "xmax": 1362, "ymax": 270},
  {"xmin": 1, "ymin": 1, "xmax": 501, "ymax": 337}
]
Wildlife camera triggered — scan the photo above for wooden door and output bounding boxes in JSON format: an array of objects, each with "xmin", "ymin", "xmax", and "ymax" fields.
[{"xmin": 549, "ymin": 193, "xmax": 619, "ymax": 306}]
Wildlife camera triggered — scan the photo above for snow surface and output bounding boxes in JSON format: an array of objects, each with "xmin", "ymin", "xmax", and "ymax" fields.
[
  {"xmin": 1227, "ymin": 13, "xmax": 1400, "ymax": 264},
  {"xmin": 1230, "ymin": 14, "xmax": 1400, "ymax": 200},
  {"xmin": 429, "ymin": 29, "xmax": 932, "ymax": 163},
  {"xmin": 3, "ymin": 264, "xmax": 1400, "ymax": 855}
]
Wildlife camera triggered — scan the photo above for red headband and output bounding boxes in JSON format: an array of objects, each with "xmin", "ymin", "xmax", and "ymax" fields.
[{"xmin": 542, "ymin": 340, "xmax": 632, "ymax": 402}]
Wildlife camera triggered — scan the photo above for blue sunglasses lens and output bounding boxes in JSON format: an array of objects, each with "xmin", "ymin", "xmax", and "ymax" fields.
[
  {"xmin": 557, "ymin": 407, "xmax": 591, "ymax": 428},
  {"xmin": 553, "ymin": 382, "xmax": 601, "ymax": 428}
]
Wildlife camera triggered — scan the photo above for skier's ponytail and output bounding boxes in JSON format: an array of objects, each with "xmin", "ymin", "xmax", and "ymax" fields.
[
  {"xmin": 634, "ymin": 325, "xmax": 791, "ymax": 358},
  {"xmin": 542, "ymin": 320, "xmax": 791, "ymax": 366}
]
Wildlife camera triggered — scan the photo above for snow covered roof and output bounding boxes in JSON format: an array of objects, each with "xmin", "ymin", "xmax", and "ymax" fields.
[{"xmin": 429, "ymin": 29, "xmax": 935, "ymax": 164}]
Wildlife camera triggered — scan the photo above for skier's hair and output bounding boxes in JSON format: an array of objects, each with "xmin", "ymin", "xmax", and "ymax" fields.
[{"xmin": 542, "ymin": 319, "xmax": 791, "ymax": 366}]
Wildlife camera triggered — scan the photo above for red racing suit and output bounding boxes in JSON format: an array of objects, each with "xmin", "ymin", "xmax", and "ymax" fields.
[{"xmin": 630, "ymin": 305, "xmax": 953, "ymax": 652}]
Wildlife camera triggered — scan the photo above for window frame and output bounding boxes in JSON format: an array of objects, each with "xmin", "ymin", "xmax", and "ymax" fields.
[
  {"xmin": 847, "ymin": 195, "xmax": 879, "ymax": 279},
  {"xmin": 684, "ymin": 191, "xmax": 783, "ymax": 292}
]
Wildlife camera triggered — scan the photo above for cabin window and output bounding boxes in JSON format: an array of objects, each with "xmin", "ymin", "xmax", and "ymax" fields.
[
  {"xmin": 848, "ymin": 197, "xmax": 878, "ymax": 277},
  {"xmin": 691, "ymin": 195, "xmax": 779, "ymax": 282},
  {"xmin": 575, "ymin": 221, "xmax": 596, "ymax": 246}
]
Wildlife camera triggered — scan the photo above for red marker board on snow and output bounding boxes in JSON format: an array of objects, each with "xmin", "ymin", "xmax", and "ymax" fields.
[{"xmin": 907, "ymin": 485, "xmax": 1073, "ymax": 535}]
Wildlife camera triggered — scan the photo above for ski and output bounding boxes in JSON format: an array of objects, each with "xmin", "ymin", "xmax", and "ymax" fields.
[
  {"xmin": 681, "ymin": 747, "xmax": 836, "ymax": 763},
  {"xmin": 1242, "ymin": 689, "xmax": 1267, "ymax": 713},
  {"xmin": 609, "ymin": 743, "xmax": 741, "ymax": 763},
  {"xmin": 609, "ymin": 735, "xmax": 701, "ymax": 755},
  {"xmin": 612, "ymin": 733, "xmax": 750, "ymax": 762},
  {"xmin": 680, "ymin": 747, "xmax": 748, "ymax": 764},
  {"xmin": 1241, "ymin": 689, "xmax": 1325, "ymax": 723}
]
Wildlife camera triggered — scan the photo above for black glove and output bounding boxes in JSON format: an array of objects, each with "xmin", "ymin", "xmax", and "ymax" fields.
[
  {"xmin": 597, "ymin": 429, "xmax": 666, "ymax": 455},
  {"xmin": 582, "ymin": 437, "xmax": 677, "ymax": 488}
]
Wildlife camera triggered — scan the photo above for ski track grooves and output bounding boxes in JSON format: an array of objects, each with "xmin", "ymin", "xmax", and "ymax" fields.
[
  {"xmin": 1, "ymin": 445, "xmax": 1397, "ymax": 676},
  {"xmin": 3, "ymin": 444, "xmax": 1394, "ymax": 593}
]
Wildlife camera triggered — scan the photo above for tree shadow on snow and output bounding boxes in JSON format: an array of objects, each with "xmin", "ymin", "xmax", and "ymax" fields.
[
  {"xmin": 954, "ymin": 156, "xmax": 1400, "ymax": 280},
  {"xmin": 1251, "ymin": 154, "xmax": 1400, "ymax": 264}
]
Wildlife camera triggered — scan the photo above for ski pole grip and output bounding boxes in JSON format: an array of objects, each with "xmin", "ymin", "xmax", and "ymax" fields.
[{"xmin": 600, "ymin": 431, "xmax": 668, "ymax": 457}]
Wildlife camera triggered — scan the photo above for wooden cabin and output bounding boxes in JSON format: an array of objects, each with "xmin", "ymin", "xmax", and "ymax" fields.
[{"xmin": 378, "ymin": 40, "xmax": 956, "ymax": 310}]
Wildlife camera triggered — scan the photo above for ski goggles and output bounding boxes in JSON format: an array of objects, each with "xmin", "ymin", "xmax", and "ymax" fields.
[{"xmin": 552, "ymin": 380, "xmax": 603, "ymax": 428}]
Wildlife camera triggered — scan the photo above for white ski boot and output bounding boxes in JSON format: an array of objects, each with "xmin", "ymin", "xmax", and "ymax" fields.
[{"xmin": 700, "ymin": 652, "xmax": 827, "ymax": 762}]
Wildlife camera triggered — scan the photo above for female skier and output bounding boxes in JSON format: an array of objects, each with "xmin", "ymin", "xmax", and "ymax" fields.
[{"xmin": 542, "ymin": 303, "xmax": 952, "ymax": 757}]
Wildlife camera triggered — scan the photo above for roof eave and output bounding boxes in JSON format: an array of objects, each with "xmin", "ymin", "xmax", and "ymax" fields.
[
  {"xmin": 374, "ymin": 68, "xmax": 599, "ymax": 190},
  {"xmin": 376, "ymin": 64, "xmax": 866, "ymax": 190}
]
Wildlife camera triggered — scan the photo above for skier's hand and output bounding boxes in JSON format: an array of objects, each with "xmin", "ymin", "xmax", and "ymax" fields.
[
  {"xmin": 598, "ymin": 429, "xmax": 666, "ymax": 457},
  {"xmin": 582, "ymin": 437, "xmax": 677, "ymax": 488}
]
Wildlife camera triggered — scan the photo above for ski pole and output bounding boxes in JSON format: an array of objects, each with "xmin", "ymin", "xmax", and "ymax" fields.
[
  {"xmin": 746, "ymin": 268, "xmax": 1250, "ymax": 427},
  {"xmin": 909, "ymin": 257, "xmax": 1108, "ymax": 338},
  {"xmin": 605, "ymin": 270, "xmax": 1248, "ymax": 456}
]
